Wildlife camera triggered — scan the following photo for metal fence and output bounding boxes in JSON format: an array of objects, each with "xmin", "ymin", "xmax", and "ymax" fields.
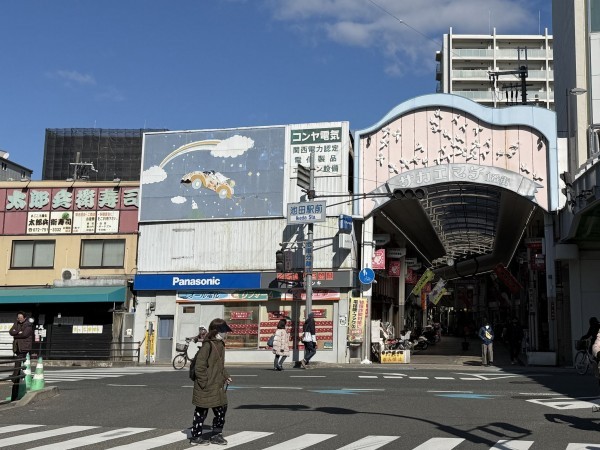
[
  {"xmin": 0, "ymin": 341, "xmax": 141, "ymax": 362},
  {"xmin": 0, "ymin": 355, "xmax": 26, "ymax": 402}
]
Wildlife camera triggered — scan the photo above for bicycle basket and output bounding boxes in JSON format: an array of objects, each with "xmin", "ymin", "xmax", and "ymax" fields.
[
  {"xmin": 176, "ymin": 343, "xmax": 187, "ymax": 352},
  {"xmin": 575, "ymin": 339, "xmax": 588, "ymax": 351}
]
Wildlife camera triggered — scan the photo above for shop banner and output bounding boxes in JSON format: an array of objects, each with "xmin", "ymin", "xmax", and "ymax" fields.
[
  {"xmin": 348, "ymin": 297, "xmax": 367, "ymax": 342},
  {"xmin": 372, "ymin": 249, "xmax": 386, "ymax": 269},
  {"xmin": 405, "ymin": 268, "xmax": 418, "ymax": 285},
  {"xmin": 388, "ymin": 260, "xmax": 402, "ymax": 277},
  {"xmin": 493, "ymin": 264, "xmax": 522, "ymax": 294},
  {"xmin": 410, "ymin": 269, "xmax": 434, "ymax": 296},
  {"xmin": 427, "ymin": 279, "xmax": 446, "ymax": 305},
  {"xmin": 431, "ymin": 288, "xmax": 448, "ymax": 305}
]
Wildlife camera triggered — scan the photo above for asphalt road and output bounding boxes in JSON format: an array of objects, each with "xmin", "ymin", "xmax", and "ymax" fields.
[{"xmin": 1, "ymin": 364, "xmax": 600, "ymax": 449}]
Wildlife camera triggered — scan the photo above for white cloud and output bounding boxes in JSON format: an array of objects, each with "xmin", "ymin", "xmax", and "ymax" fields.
[
  {"xmin": 265, "ymin": 0, "xmax": 542, "ymax": 76},
  {"xmin": 171, "ymin": 196, "xmax": 187, "ymax": 204},
  {"xmin": 95, "ymin": 86, "xmax": 126, "ymax": 103},
  {"xmin": 141, "ymin": 165, "xmax": 167, "ymax": 185},
  {"xmin": 211, "ymin": 135, "xmax": 254, "ymax": 158},
  {"xmin": 51, "ymin": 70, "xmax": 96, "ymax": 86}
]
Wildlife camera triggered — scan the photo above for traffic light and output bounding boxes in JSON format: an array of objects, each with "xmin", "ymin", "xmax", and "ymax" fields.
[
  {"xmin": 393, "ymin": 188, "xmax": 427, "ymax": 200},
  {"xmin": 275, "ymin": 250, "xmax": 285, "ymax": 273}
]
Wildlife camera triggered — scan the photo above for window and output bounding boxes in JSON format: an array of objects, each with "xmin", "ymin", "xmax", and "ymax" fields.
[
  {"xmin": 11, "ymin": 240, "xmax": 55, "ymax": 268},
  {"xmin": 80, "ymin": 239, "xmax": 125, "ymax": 268}
]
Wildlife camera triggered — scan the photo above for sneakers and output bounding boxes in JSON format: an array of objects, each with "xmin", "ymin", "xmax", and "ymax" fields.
[
  {"xmin": 189, "ymin": 436, "xmax": 210, "ymax": 446},
  {"xmin": 210, "ymin": 433, "xmax": 228, "ymax": 445},
  {"xmin": 300, "ymin": 359, "xmax": 307, "ymax": 369}
]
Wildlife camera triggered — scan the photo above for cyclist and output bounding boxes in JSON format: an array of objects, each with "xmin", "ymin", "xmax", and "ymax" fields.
[
  {"xmin": 580, "ymin": 317, "xmax": 600, "ymax": 357},
  {"xmin": 193, "ymin": 325, "xmax": 208, "ymax": 344}
]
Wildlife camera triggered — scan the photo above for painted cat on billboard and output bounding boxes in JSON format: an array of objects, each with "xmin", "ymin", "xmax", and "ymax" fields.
[{"xmin": 140, "ymin": 127, "xmax": 285, "ymax": 221}]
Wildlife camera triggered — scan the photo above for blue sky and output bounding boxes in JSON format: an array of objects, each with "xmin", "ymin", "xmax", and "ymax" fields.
[{"xmin": 0, "ymin": 0, "xmax": 551, "ymax": 179}]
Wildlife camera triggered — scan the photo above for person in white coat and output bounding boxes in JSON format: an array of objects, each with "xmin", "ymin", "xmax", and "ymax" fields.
[{"xmin": 272, "ymin": 319, "xmax": 290, "ymax": 371}]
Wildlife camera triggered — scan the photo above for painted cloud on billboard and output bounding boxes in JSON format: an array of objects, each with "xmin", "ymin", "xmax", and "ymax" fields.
[{"xmin": 140, "ymin": 127, "xmax": 285, "ymax": 221}]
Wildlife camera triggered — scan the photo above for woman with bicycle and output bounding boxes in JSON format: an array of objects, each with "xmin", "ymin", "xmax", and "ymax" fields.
[{"xmin": 580, "ymin": 317, "xmax": 600, "ymax": 356}]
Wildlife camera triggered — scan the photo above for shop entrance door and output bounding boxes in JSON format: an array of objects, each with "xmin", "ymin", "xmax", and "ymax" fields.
[{"xmin": 156, "ymin": 315, "xmax": 174, "ymax": 363}]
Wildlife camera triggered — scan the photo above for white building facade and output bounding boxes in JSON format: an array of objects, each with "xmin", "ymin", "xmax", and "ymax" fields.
[
  {"xmin": 133, "ymin": 124, "xmax": 358, "ymax": 364},
  {"xmin": 436, "ymin": 28, "xmax": 554, "ymax": 109},
  {"xmin": 553, "ymin": 0, "xmax": 600, "ymax": 363}
]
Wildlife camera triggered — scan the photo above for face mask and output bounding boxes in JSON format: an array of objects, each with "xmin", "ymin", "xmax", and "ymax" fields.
[
  {"xmin": 485, "ymin": 325, "xmax": 490, "ymax": 329},
  {"xmin": 218, "ymin": 332, "xmax": 228, "ymax": 339}
]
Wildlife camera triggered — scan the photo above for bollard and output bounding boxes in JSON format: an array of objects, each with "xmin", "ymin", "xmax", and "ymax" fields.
[
  {"xmin": 31, "ymin": 357, "xmax": 45, "ymax": 391},
  {"xmin": 24, "ymin": 353, "xmax": 32, "ymax": 391}
]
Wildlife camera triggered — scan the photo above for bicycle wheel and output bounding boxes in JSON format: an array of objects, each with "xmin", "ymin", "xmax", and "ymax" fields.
[
  {"xmin": 172, "ymin": 354, "xmax": 187, "ymax": 370},
  {"xmin": 574, "ymin": 351, "xmax": 589, "ymax": 374}
]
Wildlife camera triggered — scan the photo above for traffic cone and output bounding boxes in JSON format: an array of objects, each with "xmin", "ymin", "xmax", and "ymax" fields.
[
  {"xmin": 31, "ymin": 357, "xmax": 45, "ymax": 391},
  {"xmin": 23, "ymin": 353, "xmax": 32, "ymax": 391}
]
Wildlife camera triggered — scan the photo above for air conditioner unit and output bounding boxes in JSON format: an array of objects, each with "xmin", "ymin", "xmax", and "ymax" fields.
[{"xmin": 61, "ymin": 268, "xmax": 79, "ymax": 281}]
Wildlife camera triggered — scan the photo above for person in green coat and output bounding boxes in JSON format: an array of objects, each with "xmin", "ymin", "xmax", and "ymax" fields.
[{"xmin": 190, "ymin": 318, "xmax": 232, "ymax": 446}]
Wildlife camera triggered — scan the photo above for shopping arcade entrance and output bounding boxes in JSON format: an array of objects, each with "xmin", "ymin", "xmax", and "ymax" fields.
[{"xmin": 353, "ymin": 94, "xmax": 558, "ymax": 359}]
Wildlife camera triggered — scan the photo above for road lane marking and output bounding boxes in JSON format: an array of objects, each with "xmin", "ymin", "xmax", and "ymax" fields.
[
  {"xmin": 490, "ymin": 440, "xmax": 533, "ymax": 449},
  {"xmin": 459, "ymin": 377, "xmax": 480, "ymax": 380},
  {"xmin": 0, "ymin": 424, "xmax": 43, "ymax": 434},
  {"xmin": 217, "ymin": 431, "xmax": 272, "ymax": 448},
  {"xmin": 290, "ymin": 376, "xmax": 326, "ymax": 378},
  {"xmin": 358, "ymin": 376, "xmax": 378, "ymax": 378},
  {"xmin": 412, "ymin": 437, "xmax": 464, "ymax": 449},
  {"xmin": 0, "ymin": 426, "xmax": 98, "ymax": 447},
  {"xmin": 336, "ymin": 435, "xmax": 400, "ymax": 449},
  {"xmin": 106, "ymin": 431, "xmax": 188, "ymax": 449},
  {"xmin": 29, "ymin": 427, "xmax": 153, "ymax": 450},
  {"xmin": 428, "ymin": 390, "xmax": 473, "ymax": 393},
  {"xmin": 566, "ymin": 445, "xmax": 600, "ymax": 450},
  {"xmin": 409, "ymin": 376, "xmax": 429, "ymax": 379},
  {"xmin": 261, "ymin": 433, "xmax": 336, "ymax": 449},
  {"xmin": 434, "ymin": 377, "xmax": 455, "ymax": 380},
  {"xmin": 383, "ymin": 376, "xmax": 404, "ymax": 379},
  {"xmin": 260, "ymin": 387, "xmax": 303, "ymax": 389},
  {"xmin": 107, "ymin": 384, "xmax": 147, "ymax": 387}
]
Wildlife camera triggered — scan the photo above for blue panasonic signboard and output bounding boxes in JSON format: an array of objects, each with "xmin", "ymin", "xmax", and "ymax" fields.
[{"xmin": 134, "ymin": 273, "xmax": 261, "ymax": 291}]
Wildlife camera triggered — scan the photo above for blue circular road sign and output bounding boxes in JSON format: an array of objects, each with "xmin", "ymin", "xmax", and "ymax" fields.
[{"xmin": 358, "ymin": 267, "xmax": 375, "ymax": 284}]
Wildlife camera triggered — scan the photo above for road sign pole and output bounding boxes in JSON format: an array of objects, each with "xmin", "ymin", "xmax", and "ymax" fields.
[{"xmin": 305, "ymin": 150, "xmax": 315, "ymax": 316}]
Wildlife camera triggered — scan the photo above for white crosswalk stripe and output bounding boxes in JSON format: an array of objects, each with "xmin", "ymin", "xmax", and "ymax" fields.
[
  {"xmin": 28, "ymin": 427, "xmax": 152, "ymax": 449},
  {"xmin": 0, "ymin": 425, "xmax": 97, "ymax": 447},
  {"xmin": 0, "ymin": 424, "xmax": 44, "ymax": 434},
  {"xmin": 412, "ymin": 437, "xmax": 465, "ymax": 449},
  {"xmin": 0, "ymin": 425, "xmax": 598, "ymax": 449},
  {"xmin": 336, "ymin": 435, "xmax": 401, "ymax": 449},
  {"xmin": 490, "ymin": 440, "xmax": 533, "ymax": 449},
  {"xmin": 261, "ymin": 433, "xmax": 337, "ymax": 449},
  {"xmin": 43, "ymin": 367, "xmax": 173, "ymax": 383}
]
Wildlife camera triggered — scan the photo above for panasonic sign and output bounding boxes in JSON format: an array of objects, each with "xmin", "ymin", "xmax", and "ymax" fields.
[
  {"xmin": 134, "ymin": 273, "xmax": 261, "ymax": 291},
  {"xmin": 172, "ymin": 276, "xmax": 221, "ymax": 287}
]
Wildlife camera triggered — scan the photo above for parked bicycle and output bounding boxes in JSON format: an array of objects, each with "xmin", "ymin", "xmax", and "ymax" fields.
[
  {"xmin": 173, "ymin": 337, "xmax": 194, "ymax": 370},
  {"xmin": 574, "ymin": 338, "xmax": 596, "ymax": 374}
]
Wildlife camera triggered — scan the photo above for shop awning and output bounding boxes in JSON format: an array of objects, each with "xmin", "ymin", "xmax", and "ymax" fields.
[{"xmin": 0, "ymin": 286, "xmax": 127, "ymax": 304}]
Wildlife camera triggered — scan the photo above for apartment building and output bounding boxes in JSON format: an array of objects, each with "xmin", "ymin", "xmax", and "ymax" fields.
[{"xmin": 436, "ymin": 27, "xmax": 554, "ymax": 109}]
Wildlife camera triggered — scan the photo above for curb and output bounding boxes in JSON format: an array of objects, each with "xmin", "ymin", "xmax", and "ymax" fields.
[{"xmin": 0, "ymin": 386, "xmax": 59, "ymax": 411}]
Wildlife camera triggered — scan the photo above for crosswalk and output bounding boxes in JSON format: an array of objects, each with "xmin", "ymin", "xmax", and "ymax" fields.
[
  {"xmin": 43, "ymin": 366, "xmax": 173, "ymax": 384},
  {"xmin": 357, "ymin": 373, "xmax": 522, "ymax": 382},
  {"xmin": 0, "ymin": 424, "xmax": 598, "ymax": 449}
]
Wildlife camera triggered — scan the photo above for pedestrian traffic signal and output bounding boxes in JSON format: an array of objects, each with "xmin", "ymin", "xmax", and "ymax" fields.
[
  {"xmin": 275, "ymin": 250, "xmax": 285, "ymax": 273},
  {"xmin": 393, "ymin": 188, "xmax": 427, "ymax": 200}
]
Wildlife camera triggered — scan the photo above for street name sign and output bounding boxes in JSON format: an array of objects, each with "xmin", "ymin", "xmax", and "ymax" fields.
[{"xmin": 287, "ymin": 201, "xmax": 327, "ymax": 224}]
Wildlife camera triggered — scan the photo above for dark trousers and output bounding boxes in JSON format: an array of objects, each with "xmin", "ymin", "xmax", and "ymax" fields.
[
  {"xmin": 191, "ymin": 405, "xmax": 227, "ymax": 438},
  {"xmin": 303, "ymin": 341, "xmax": 317, "ymax": 364},
  {"xmin": 274, "ymin": 355, "xmax": 287, "ymax": 368}
]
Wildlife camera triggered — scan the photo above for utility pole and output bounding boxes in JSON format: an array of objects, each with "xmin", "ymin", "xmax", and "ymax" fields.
[
  {"xmin": 488, "ymin": 47, "xmax": 529, "ymax": 105},
  {"xmin": 304, "ymin": 150, "xmax": 315, "ymax": 315}
]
